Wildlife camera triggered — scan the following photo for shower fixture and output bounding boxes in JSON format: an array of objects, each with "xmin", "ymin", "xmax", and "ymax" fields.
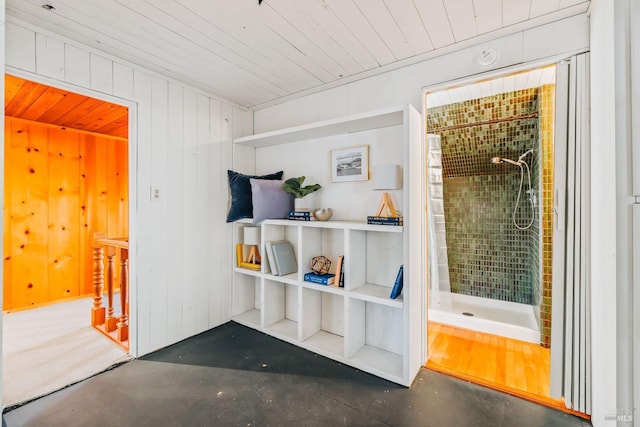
[
  {"xmin": 490, "ymin": 149, "xmax": 535, "ymax": 230},
  {"xmin": 491, "ymin": 156, "xmax": 519, "ymax": 166}
]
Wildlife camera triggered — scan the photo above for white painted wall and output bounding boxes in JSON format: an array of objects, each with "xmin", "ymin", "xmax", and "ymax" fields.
[
  {"xmin": 253, "ymin": 11, "xmax": 627, "ymax": 423},
  {"xmin": 3, "ymin": 17, "xmax": 252, "ymax": 358}
]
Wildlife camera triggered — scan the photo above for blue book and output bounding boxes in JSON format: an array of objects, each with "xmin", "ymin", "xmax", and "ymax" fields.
[
  {"xmin": 288, "ymin": 216, "xmax": 311, "ymax": 221},
  {"xmin": 304, "ymin": 272, "xmax": 335, "ymax": 285},
  {"xmin": 289, "ymin": 211, "xmax": 311, "ymax": 217},
  {"xmin": 390, "ymin": 265, "xmax": 403, "ymax": 299}
]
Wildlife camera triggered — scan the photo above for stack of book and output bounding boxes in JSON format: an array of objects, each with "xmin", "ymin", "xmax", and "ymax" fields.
[
  {"xmin": 288, "ymin": 211, "xmax": 311, "ymax": 221},
  {"xmin": 264, "ymin": 240, "xmax": 297, "ymax": 276},
  {"xmin": 367, "ymin": 216, "xmax": 403, "ymax": 226},
  {"xmin": 304, "ymin": 255, "xmax": 345, "ymax": 287}
]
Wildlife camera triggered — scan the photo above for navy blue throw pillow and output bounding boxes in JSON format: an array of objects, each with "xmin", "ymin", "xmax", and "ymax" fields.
[{"xmin": 226, "ymin": 170, "xmax": 283, "ymax": 222}]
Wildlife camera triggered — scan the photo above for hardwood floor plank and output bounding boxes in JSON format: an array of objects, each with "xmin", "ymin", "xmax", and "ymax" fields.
[{"xmin": 424, "ymin": 321, "xmax": 587, "ymax": 417}]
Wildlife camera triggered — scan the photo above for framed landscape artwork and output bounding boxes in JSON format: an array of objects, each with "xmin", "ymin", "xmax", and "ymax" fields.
[{"xmin": 331, "ymin": 145, "xmax": 369, "ymax": 182}]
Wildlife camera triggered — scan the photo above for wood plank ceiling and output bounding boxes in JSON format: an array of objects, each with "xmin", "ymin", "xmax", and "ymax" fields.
[
  {"xmin": 5, "ymin": 75, "xmax": 128, "ymax": 139},
  {"xmin": 6, "ymin": 0, "xmax": 590, "ymax": 109}
]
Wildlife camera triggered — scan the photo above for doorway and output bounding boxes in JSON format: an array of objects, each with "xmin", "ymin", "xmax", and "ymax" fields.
[
  {"xmin": 3, "ymin": 74, "xmax": 131, "ymax": 406},
  {"xmin": 423, "ymin": 66, "xmax": 562, "ymax": 407}
]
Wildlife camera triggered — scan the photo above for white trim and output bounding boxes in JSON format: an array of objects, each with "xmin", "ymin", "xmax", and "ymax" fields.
[
  {"xmin": 422, "ymin": 50, "xmax": 587, "ymax": 96},
  {"xmin": 0, "ymin": 0, "xmax": 6, "ymax": 408},
  {"xmin": 550, "ymin": 59, "xmax": 569, "ymax": 399},
  {"xmin": 6, "ymin": 66, "xmax": 136, "ymax": 111},
  {"xmin": 631, "ymin": 0, "xmax": 640, "ymax": 195}
]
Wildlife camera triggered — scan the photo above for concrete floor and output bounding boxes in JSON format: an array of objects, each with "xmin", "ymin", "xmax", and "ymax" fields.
[{"xmin": 3, "ymin": 322, "xmax": 591, "ymax": 427}]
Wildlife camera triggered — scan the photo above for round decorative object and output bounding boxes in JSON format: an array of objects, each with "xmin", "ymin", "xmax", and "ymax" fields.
[
  {"xmin": 311, "ymin": 256, "xmax": 331, "ymax": 275},
  {"xmin": 312, "ymin": 208, "xmax": 333, "ymax": 221}
]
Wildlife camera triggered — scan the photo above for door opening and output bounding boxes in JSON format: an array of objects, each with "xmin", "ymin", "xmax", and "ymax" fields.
[
  {"xmin": 2, "ymin": 74, "xmax": 131, "ymax": 406},
  {"xmin": 423, "ymin": 65, "xmax": 566, "ymax": 410}
]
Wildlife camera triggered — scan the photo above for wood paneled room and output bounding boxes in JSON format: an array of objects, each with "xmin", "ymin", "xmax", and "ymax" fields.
[{"xmin": 4, "ymin": 75, "xmax": 128, "ymax": 310}]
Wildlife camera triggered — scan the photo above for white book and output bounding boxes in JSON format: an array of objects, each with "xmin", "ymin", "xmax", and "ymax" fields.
[
  {"xmin": 271, "ymin": 241, "xmax": 297, "ymax": 276},
  {"xmin": 265, "ymin": 240, "xmax": 286, "ymax": 275}
]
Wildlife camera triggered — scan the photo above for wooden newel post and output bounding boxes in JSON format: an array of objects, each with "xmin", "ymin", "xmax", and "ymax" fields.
[
  {"xmin": 91, "ymin": 233, "xmax": 106, "ymax": 326},
  {"xmin": 105, "ymin": 246, "xmax": 117, "ymax": 332},
  {"xmin": 117, "ymin": 248, "xmax": 129, "ymax": 341}
]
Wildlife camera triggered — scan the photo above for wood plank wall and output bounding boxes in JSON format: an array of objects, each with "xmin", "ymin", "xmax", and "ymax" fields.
[
  {"xmin": 3, "ymin": 117, "xmax": 128, "ymax": 310},
  {"xmin": 5, "ymin": 19, "xmax": 253, "ymax": 356}
]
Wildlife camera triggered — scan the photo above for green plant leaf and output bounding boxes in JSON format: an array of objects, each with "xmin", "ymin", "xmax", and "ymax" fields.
[{"xmin": 282, "ymin": 176, "xmax": 321, "ymax": 198}]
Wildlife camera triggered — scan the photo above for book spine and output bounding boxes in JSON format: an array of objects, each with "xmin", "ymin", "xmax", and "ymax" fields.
[
  {"xmin": 367, "ymin": 220, "xmax": 403, "ymax": 225},
  {"xmin": 333, "ymin": 256, "xmax": 344, "ymax": 288},
  {"xmin": 289, "ymin": 211, "xmax": 311, "ymax": 217},
  {"xmin": 367, "ymin": 216, "xmax": 403, "ymax": 223},
  {"xmin": 238, "ymin": 262, "xmax": 261, "ymax": 271},
  {"xmin": 390, "ymin": 265, "xmax": 404, "ymax": 299},
  {"xmin": 265, "ymin": 242, "xmax": 278, "ymax": 275},
  {"xmin": 288, "ymin": 216, "xmax": 311, "ymax": 221},
  {"xmin": 236, "ymin": 243, "xmax": 243, "ymax": 267},
  {"xmin": 303, "ymin": 274, "xmax": 334, "ymax": 285}
]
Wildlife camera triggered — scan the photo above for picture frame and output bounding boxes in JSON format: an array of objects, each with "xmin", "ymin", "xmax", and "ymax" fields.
[{"xmin": 331, "ymin": 145, "xmax": 369, "ymax": 182}]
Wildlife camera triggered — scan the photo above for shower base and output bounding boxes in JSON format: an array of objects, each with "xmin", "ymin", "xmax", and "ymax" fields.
[{"xmin": 428, "ymin": 292, "xmax": 539, "ymax": 344}]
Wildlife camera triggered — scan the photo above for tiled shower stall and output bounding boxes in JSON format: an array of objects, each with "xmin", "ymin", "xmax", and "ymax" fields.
[{"xmin": 427, "ymin": 86, "xmax": 554, "ymax": 346}]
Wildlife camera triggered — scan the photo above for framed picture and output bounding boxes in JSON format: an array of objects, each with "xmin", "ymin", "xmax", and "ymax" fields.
[{"xmin": 331, "ymin": 145, "xmax": 369, "ymax": 182}]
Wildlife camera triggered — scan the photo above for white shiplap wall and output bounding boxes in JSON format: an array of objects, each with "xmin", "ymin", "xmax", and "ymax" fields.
[
  {"xmin": 4, "ymin": 18, "xmax": 250, "ymax": 356},
  {"xmin": 252, "ymin": 14, "xmax": 589, "ymax": 133}
]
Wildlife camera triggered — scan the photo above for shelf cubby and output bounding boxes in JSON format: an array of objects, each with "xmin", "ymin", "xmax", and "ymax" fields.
[
  {"xmin": 299, "ymin": 226, "xmax": 344, "ymax": 280},
  {"xmin": 263, "ymin": 279, "xmax": 299, "ymax": 341},
  {"xmin": 232, "ymin": 272, "xmax": 262, "ymax": 329},
  {"xmin": 300, "ymin": 287, "xmax": 344, "ymax": 358},
  {"xmin": 346, "ymin": 298, "xmax": 403, "ymax": 379},
  {"xmin": 261, "ymin": 222, "xmax": 299, "ymax": 276}
]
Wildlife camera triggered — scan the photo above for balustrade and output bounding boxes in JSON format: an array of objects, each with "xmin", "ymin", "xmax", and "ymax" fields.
[{"xmin": 91, "ymin": 232, "xmax": 129, "ymax": 349}]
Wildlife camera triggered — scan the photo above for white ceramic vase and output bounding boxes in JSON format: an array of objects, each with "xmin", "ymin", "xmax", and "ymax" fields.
[{"xmin": 294, "ymin": 196, "xmax": 310, "ymax": 212}]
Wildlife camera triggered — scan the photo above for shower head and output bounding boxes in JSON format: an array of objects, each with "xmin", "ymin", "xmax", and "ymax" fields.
[{"xmin": 490, "ymin": 156, "xmax": 520, "ymax": 166}]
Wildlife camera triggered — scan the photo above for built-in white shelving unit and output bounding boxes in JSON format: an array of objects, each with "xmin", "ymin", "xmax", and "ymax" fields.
[{"xmin": 231, "ymin": 105, "xmax": 423, "ymax": 386}]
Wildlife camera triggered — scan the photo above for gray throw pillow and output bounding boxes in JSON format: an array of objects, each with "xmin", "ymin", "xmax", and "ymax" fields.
[{"xmin": 250, "ymin": 178, "xmax": 294, "ymax": 224}]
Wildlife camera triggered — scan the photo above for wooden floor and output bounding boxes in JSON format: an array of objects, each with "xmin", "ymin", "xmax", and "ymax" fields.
[{"xmin": 426, "ymin": 322, "xmax": 586, "ymax": 417}]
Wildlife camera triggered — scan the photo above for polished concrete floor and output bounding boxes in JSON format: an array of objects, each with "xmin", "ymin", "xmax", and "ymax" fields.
[{"xmin": 3, "ymin": 322, "xmax": 591, "ymax": 427}]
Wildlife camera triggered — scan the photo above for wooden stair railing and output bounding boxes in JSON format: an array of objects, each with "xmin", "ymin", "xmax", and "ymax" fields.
[{"xmin": 91, "ymin": 232, "xmax": 129, "ymax": 347}]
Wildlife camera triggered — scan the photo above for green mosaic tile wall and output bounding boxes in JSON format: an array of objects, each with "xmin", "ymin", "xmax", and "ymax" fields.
[{"xmin": 427, "ymin": 89, "xmax": 542, "ymax": 306}]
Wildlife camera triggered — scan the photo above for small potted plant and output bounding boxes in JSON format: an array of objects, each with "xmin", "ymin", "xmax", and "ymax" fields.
[{"xmin": 282, "ymin": 176, "xmax": 321, "ymax": 211}]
